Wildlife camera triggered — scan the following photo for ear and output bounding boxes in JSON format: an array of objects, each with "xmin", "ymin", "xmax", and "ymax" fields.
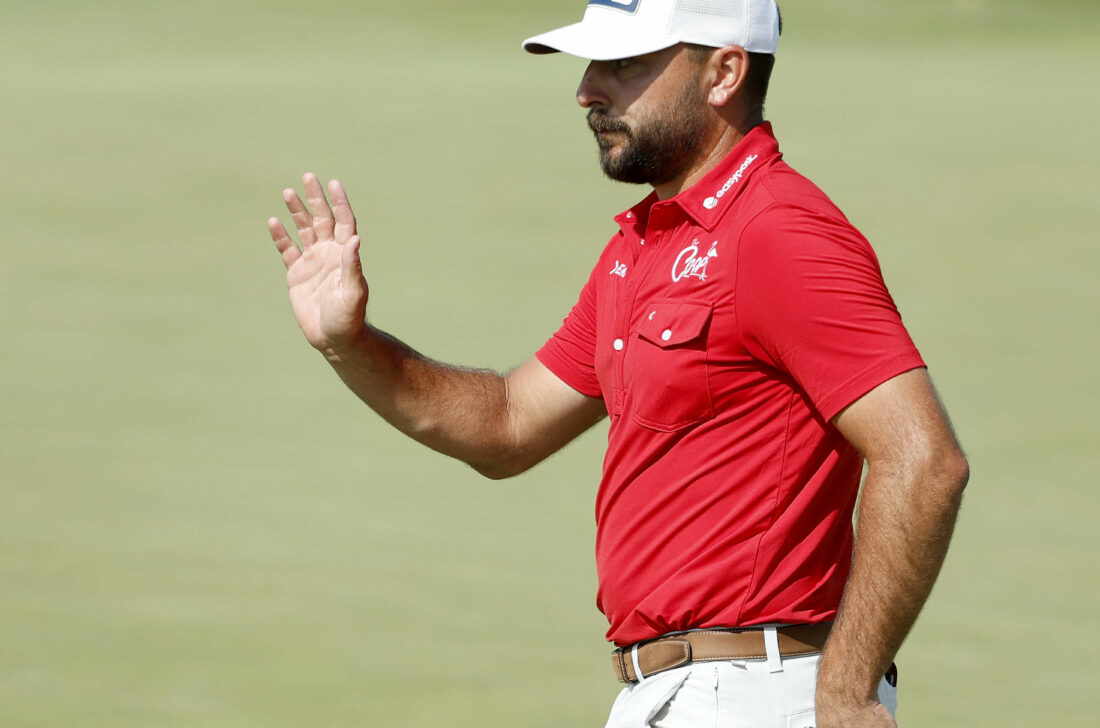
[{"xmin": 706, "ymin": 46, "xmax": 750, "ymax": 107}]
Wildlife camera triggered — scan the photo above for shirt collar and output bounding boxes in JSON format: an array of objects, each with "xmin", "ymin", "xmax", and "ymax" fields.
[
  {"xmin": 613, "ymin": 190, "xmax": 658, "ymax": 237},
  {"xmin": 613, "ymin": 122, "xmax": 782, "ymax": 235}
]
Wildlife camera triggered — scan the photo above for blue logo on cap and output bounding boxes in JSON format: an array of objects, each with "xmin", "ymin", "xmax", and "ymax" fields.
[{"xmin": 588, "ymin": 0, "xmax": 641, "ymax": 13}]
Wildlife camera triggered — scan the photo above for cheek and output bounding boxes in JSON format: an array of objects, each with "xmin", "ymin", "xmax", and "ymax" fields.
[
  {"xmin": 619, "ymin": 100, "xmax": 658, "ymax": 132},
  {"xmin": 613, "ymin": 70, "xmax": 665, "ymax": 113},
  {"xmin": 621, "ymin": 82, "xmax": 680, "ymax": 127}
]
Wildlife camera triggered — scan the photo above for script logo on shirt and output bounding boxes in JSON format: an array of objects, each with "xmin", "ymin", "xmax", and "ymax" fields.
[
  {"xmin": 609, "ymin": 261, "xmax": 628, "ymax": 278},
  {"xmin": 703, "ymin": 154, "xmax": 759, "ymax": 210},
  {"xmin": 672, "ymin": 240, "xmax": 719, "ymax": 283}
]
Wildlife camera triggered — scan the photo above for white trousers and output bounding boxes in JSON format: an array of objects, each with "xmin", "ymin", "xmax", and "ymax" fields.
[{"xmin": 603, "ymin": 650, "xmax": 898, "ymax": 728}]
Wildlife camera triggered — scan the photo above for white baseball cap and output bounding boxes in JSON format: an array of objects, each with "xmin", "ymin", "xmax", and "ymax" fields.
[{"xmin": 523, "ymin": 0, "xmax": 781, "ymax": 61}]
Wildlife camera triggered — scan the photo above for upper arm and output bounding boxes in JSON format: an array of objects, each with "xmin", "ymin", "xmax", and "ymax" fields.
[
  {"xmin": 477, "ymin": 261, "xmax": 607, "ymax": 478},
  {"xmin": 832, "ymin": 368, "xmax": 968, "ymax": 486},
  {"xmin": 479, "ymin": 356, "xmax": 606, "ymax": 479},
  {"xmin": 737, "ymin": 207, "xmax": 926, "ymax": 422}
]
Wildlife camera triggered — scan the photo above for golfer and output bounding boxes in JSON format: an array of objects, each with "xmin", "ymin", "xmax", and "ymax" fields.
[{"xmin": 267, "ymin": 2, "xmax": 969, "ymax": 725}]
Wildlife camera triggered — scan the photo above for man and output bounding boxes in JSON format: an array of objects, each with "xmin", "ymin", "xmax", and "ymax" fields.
[{"xmin": 266, "ymin": 1, "xmax": 969, "ymax": 726}]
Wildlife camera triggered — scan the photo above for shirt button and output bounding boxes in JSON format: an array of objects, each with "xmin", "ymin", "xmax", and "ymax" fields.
[
  {"xmin": 613, "ymin": 338, "xmax": 624, "ymax": 351},
  {"xmin": 661, "ymin": 330, "xmax": 672, "ymax": 342}
]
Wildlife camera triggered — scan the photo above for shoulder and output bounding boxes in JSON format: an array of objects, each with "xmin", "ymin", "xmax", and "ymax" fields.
[
  {"xmin": 728, "ymin": 174, "xmax": 889, "ymax": 304},
  {"xmin": 733, "ymin": 168, "xmax": 879, "ymax": 273},
  {"xmin": 745, "ymin": 158, "xmax": 855, "ymax": 227}
]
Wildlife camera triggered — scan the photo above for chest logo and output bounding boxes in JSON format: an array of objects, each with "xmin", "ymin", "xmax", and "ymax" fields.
[
  {"xmin": 672, "ymin": 240, "xmax": 719, "ymax": 283},
  {"xmin": 609, "ymin": 260, "xmax": 628, "ymax": 278}
]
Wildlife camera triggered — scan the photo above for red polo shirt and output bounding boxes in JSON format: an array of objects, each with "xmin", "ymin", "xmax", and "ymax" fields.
[{"xmin": 536, "ymin": 123, "xmax": 926, "ymax": 646}]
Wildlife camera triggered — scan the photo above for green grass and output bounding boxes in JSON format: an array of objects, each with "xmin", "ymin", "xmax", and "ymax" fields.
[{"xmin": 1, "ymin": 1, "xmax": 1097, "ymax": 726}]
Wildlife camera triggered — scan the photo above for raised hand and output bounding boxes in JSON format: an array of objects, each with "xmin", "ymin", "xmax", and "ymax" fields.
[{"xmin": 268, "ymin": 173, "xmax": 368, "ymax": 355}]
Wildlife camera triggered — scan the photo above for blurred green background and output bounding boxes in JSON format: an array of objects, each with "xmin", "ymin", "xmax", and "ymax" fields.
[{"xmin": 1, "ymin": 0, "xmax": 1097, "ymax": 725}]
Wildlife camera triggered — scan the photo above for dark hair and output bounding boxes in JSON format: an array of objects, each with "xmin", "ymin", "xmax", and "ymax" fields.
[
  {"xmin": 686, "ymin": 45, "xmax": 776, "ymax": 113},
  {"xmin": 743, "ymin": 52, "xmax": 776, "ymax": 112},
  {"xmin": 685, "ymin": 5, "xmax": 781, "ymax": 113}
]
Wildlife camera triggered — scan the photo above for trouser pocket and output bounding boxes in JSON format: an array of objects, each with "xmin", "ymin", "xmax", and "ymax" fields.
[
  {"xmin": 603, "ymin": 667, "xmax": 693, "ymax": 728},
  {"xmin": 649, "ymin": 666, "xmax": 719, "ymax": 728}
]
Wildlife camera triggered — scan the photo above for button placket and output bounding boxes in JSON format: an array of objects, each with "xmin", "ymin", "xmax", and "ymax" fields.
[
  {"xmin": 610, "ymin": 210, "xmax": 684, "ymax": 418},
  {"xmin": 610, "ymin": 228, "xmax": 642, "ymax": 417},
  {"xmin": 617, "ymin": 232, "xmax": 663, "ymax": 417}
]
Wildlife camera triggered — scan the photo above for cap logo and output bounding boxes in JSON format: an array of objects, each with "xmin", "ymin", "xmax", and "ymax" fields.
[{"xmin": 587, "ymin": 0, "xmax": 641, "ymax": 14}]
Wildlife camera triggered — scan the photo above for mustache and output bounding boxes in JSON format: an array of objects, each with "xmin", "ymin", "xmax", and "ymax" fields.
[{"xmin": 587, "ymin": 109, "xmax": 630, "ymax": 135}]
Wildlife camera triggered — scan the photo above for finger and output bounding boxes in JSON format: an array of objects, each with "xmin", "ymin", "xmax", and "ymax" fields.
[
  {"xmin": 303, "ymin": 172, "xmax": 336, "ymax": 242},
  {"xmin": 268, "ymin": 217, "xmax": 302, "ymax": 270},
  {"xmin": 328, "ymin": 179, "xmax": 357, "ymax": 242},
  {"xmin": 283, "ymin": 188, "xmax": 318, "ymax": 247}
]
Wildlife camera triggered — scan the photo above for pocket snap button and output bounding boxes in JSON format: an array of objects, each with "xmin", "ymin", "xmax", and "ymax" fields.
[{"xmin": 661, "ymin": 330, "xmax": 672, "ymax": 342}]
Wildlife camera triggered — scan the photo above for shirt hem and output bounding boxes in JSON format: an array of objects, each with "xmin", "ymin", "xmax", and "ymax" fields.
[
  {"xmin": 817, "ymin": 353, "xmax": 927, "ymax": 422},
  {"xmin": 535, "ymin": 347, "xmax": 603, "ymax": 399}
]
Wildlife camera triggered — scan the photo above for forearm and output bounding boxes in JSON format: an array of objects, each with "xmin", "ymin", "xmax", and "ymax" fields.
[
  {"xmin": 817, "ymin": 454, "xmax": 969, "ymax": 704},
  {"xmin": 269, "ymin": 176, "xmax": 604, "ymax": 479},
  {"xmin": 322, "ymin": 325, "xmax": 517, "ymax": 472}
]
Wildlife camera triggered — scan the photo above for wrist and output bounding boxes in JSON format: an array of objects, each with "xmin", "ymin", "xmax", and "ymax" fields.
[
  {"xmin": 815, "ymin": 684, "xmax": 878, "ymax": 709},
  {"xmin": 816, "ymin": 647, "xmax": 882, "ymax": 704},
  {"xmin": 815, "ymin": 691, "xmax": 895, "ymax": 728},
  {"xmin": 320, "ymin": 324, "xmax": 373, "ymax": 364}
]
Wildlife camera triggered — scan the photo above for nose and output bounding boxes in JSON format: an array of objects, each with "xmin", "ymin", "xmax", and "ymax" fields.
[{"xmin": 576, "ymin": 62, "xmax": 610, "ymax": 109}]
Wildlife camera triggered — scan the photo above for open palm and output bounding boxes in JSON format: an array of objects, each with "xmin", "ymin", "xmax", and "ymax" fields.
[{"xmin": 268, "ymin": 174, "xmax": 368, "ymax": 353}]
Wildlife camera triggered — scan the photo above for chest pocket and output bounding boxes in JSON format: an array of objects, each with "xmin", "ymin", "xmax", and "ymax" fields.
[{"xmin": 627, "ymin": 300, "xmax": 714, "ymax": 432}]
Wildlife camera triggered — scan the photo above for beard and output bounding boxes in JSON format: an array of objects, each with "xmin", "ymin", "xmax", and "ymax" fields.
[{"xmin": 587, "ymin": 82, "xmax": 709, "ymax": 186}]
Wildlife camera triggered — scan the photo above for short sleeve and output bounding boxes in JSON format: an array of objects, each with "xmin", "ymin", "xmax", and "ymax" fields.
[
  {"xmin": 536, "ymin": 265, "xmax": 603, "ymax": 399},
  {"xmin": 736, "ymin": 205, "xmax": 926, "ymax": 421}
]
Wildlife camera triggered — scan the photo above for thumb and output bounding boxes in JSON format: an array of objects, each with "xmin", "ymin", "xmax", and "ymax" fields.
[{"xmin": 340, "ymin": 236, "xmax": 366, "ymax": 291}]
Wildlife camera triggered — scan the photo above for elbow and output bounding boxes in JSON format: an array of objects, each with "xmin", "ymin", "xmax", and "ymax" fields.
[
  {"xmin": 467, "ymin": 417, "xmax": 544, "ymax": 481},
  {"xmin": 947, "ymin": 449, "xmax": 970, "ymax": 494},
  {"xmin": 468, "ymin": 452, "xmax": 537, "ymax": 481},
  {"xmin": 471, "ymin": 462, "xmax": 521, "ymax": 481},
  {"xmin": 875, "ymin": 443, "xmax": 969, "ymax": 502},
  {"xmin": 930, "ymin": 446, "xmax": 970, "ymax": 502}
]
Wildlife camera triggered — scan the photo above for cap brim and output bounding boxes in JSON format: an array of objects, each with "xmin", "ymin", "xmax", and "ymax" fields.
[{"xmin": 522, "ymin": 19, "xmax": 677, "ymax": 61}]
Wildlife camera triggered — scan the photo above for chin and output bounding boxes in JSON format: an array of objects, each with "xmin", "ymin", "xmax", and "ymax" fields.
[{"xmin": 598, "ymin": 144, "xmax": 626, "ymax": 166}]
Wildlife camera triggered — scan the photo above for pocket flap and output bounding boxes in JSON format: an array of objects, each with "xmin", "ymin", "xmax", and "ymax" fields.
[{"xmin": 636, "ymin": 301, "xmax": 713, "ymax": 347}]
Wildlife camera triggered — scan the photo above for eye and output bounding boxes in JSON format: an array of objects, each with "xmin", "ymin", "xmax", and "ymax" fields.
[{"xmin": 612, "ymin": 58, "xmax": 637, "ymax": 71}]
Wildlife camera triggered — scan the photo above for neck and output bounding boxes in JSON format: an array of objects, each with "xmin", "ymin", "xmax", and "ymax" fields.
[{"xmin": 652, "ymin": 114, "xmax": 764, "ymax": 200}]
